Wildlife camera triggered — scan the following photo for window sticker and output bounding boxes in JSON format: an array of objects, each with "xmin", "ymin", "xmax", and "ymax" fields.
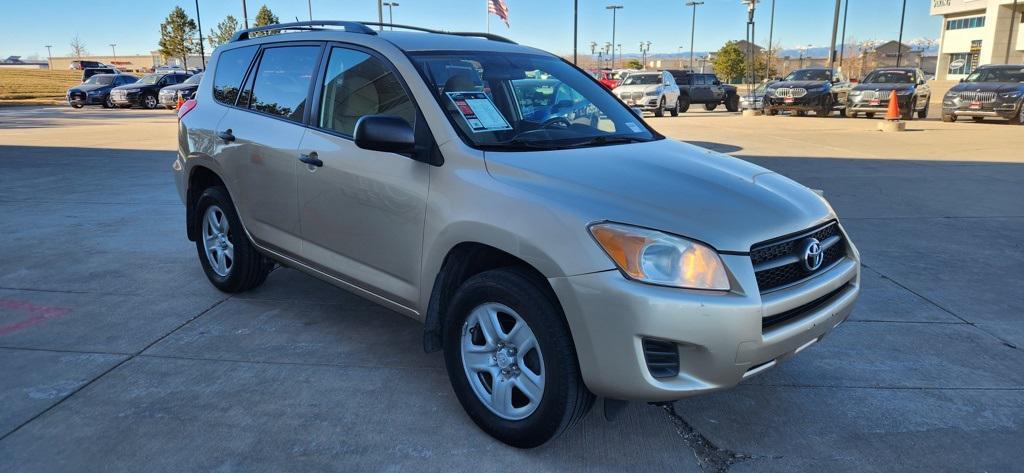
[
  {"xmin": 446, "ymin": 92, "xmax": 513, "ymax": 133},
  {"xmin": 625, "ymin": 122, "xmax": 642, "ymax": 133}
]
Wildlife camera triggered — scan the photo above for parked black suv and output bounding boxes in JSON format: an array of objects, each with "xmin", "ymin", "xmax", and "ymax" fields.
[
  {"xmin": 66, "ymin": 73, "xmax": 139, "ymax": 108},
  {"xmin": 764, "ymin": 68, "xmax": 849, "ymax": 117},
  {"xmin": 665, "ymin": 70, "xmax": 739, "ymax": 112},
  {"xmin": 109, "ymin": 72, "xmax": 191, "ymax": 109},
  {"xmin": 159, "ymin": 72, "xmax": 203, "ymax": 109},
  {"xmin": 847, "ymin": 68, "xmax": 931, "ymax": 120},
  {"xmin": 941, "ymin": 64, "xmax": 1024, "ymax": 124}
]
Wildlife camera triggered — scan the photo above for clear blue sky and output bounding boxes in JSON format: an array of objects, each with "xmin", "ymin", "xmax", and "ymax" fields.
[{"xmin": 1, "ymin": 0, "xmax": 940, "ymax": 59}]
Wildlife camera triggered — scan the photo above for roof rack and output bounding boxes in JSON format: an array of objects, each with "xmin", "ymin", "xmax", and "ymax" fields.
[
  {"xmin": 358, "ymin": 22, "xmax": 517, "ymax": 44},
  {"xmin": 229, "ymin": 20, "xmax": 516, "ymax": 45},
  {"xmin": 230, "ymin": 21, "xmax": 377, "ymax": 42}
]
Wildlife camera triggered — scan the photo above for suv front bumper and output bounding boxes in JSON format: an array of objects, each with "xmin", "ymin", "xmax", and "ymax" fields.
[
  {"xmin": 942, "ymin": 100, "xmax": 1020, "ymax": 120},
  {"xmin": 550, "ymin": 241, "xmax": 860, "ymax": 402}
]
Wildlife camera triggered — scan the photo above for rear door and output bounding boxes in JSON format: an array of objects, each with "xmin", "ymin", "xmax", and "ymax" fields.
[
  {"xmin": 296, "ymin": 44, "xmax": 430, "ymax": 308},
  {"xmin": 214, "ymin": 42, "xmax": 324, "ymax": 255}
]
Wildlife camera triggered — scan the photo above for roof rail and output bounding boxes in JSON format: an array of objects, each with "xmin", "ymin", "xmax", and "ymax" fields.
[
  {"xmin": 230, "ymin": 21, "xmax": 377, "ymax": 42},
  {"xmin": 359, "ymin": 22, "xmax": 517, "ymax": 44}
]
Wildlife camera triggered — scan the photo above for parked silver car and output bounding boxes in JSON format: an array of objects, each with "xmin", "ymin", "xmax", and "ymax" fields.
[{"xmin": 173, "ymin": 21, "xmax": 860, "ymax": 448}]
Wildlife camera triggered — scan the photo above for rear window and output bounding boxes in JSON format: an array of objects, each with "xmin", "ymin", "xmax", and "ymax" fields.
[
  {"xmin": 244, "ymin": 45, "xmax": 321, "ymax": 122},
  {"xmin": 213, "ymin": 46, "xmax": 258, "ymax": 105}
]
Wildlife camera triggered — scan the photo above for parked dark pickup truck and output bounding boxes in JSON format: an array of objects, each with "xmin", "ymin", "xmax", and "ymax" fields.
[
  {"xmin": 109, "ymin": 72, "xmax": 191, "ymax": 109},
  {"xmin": 941, "ymin": 64, "xmax": 1024, "ymax": 124},
  {"xmin": 66, "ymin": 73, "xmax": 139, "ymax": 108},
  {"xmin": 664, "ymin": 70, "xmax": 739, "ymax": 112}
]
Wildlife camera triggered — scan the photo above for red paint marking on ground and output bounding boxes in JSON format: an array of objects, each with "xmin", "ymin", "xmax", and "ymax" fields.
[{"xmin": 0, "ymin": 299, "xmax": 73, "ymax": 336}]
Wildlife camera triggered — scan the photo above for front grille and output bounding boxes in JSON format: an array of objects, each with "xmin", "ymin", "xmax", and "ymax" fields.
[
  {"xmin": 762, "ymin": 282, "xmax": 850, "ymax": 331},
  {"xmin": 860, "ymin": 90, "xmax": 891, "ymax": 101},
  {"xmin": 750, "ymin": 221, "xmax": 846, "ymax": 293},
  {"xmin": 774, "ymin": 87, "xmax": 807, "ymax": 98},
  {"xmin": 619, "ymin": 91, "xmax": 644, "ymax": 101},
  {"xmin": 957, "ymin": 91, "xmax": 997, "ymax": 102},
  {"xmin": 641, "ymin": 338, "xmax": 679, "ymax": 379}
]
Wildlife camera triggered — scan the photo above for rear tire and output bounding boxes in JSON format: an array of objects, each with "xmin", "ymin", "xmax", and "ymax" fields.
[
  {"xmin": 193, "ymin": 186, "xmax": 274, "ymax": 293},
  {"xmin": 443, "ymin": 268, "xmax": 594, "ymax": 448},
  {"xmin": 678, "ymin": 95, "xmax": 691, "ymax": 113}
]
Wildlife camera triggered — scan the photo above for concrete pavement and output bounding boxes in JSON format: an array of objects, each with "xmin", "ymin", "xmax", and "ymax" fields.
[{"xmin": 0, "ymin": 106, "xmax": 1021, "ymax": 472}]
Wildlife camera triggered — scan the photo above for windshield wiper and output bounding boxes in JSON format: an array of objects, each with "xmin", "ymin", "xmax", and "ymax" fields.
[
  {"xmin": 563, "ymin": 136, "xmax": 649, "ymax": 148},
  {"xmin": 479, "ymin": 139, "xmax": 561, "ymax": 151}
]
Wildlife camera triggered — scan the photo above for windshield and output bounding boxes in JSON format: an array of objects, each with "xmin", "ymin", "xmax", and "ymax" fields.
[
  {"xmin": 965, "ymin": 68, "xmax": 1024, "ymax": 83},
  {"xmin": 784, "ymin": 69, "xmax": 832, "ymax": 81},
  {"xmin": 84, "ymin": 75, "xmax": 114, "ymax": 85},
  {"xmin": 184, "ymin": 73, "xmax": 203, "ymax": 85},
  {"xmin": 409, "ymin": 52, "xmax": 655, "ymax": 150},
  {"xmin": 139, "ymin": 74, "xmax": 160, "ymax": 85},
  {"xmin": 621, "ymin": 73, "xmax": 661, "ymax": 86},
  {"xmin": 864, "ymin": 70, "xmax": 915, "ymax": 84}
]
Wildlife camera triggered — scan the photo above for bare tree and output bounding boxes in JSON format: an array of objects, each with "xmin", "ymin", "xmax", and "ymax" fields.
[{"xmin": 70, "ymin": 34, "xmax": 89, "ymax": 58}]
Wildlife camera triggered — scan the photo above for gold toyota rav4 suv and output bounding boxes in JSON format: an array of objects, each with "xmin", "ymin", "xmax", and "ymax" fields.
[{"xmin": 173, "ymin": 21, "xmax": 860, "ymax": 448}]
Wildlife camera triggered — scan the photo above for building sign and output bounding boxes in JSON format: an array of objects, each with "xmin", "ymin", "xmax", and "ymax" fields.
[
  {"xmin": 930, "ymin": 0, "xmax": 985, "ymax": 16},
  {"xmin": 948, "ymin": 58, "xmax": 966, "ymax": 70}
]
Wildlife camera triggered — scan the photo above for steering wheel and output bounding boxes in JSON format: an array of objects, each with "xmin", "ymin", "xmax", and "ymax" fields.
[{"xmin": 540, "ymin": 116, "xmax": 572, "ymax": 129}]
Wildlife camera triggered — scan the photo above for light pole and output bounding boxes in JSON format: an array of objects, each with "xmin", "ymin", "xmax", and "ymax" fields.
[
  {"xmin": 377, "ymin": 0, "xmax": 384, "ymax": 31},
  {"xmin": 308, "ymin": 0, "xmax": 313, "ymax": 20},
  {"xmin": 766, "ymin": 0, "xmax": 775, "ymax": 79},
  {"xmin": 1006, "ymin": 0, "xmax": 1020, "ymax": 63},
  {"xmin": 44, "ymin": 45, "xmax": 52, "ymax": 68},
  {"xmin": 678, "ymin": 46, "xmax": 684, "ymax": 68},
  {"xmin": 606, "ymin": 5, "xmax": 623, "ymax": 69},
  {"xmin": 686, "ymin": 1, "xmax": 703, "ymax": 71},
  {"xmin": 828, "ymin": 0, "xmax": 841, "ymax": 71},
  {"xmin": 383, "ymin": 2, "xmax": 399, "ymax": 29},
  {"xmin": 640, "ymin": 41, "xmax": 651, "ymax": 69},
  {"xmin": 195, "ymin": 0, "xmax": 206, "ymax": 69},
  {"xmin": 741, "ymin": 0, "xmax": 757, "ymax": 99},
  {"xmin": 109, "ymin": 43, "xmax": 117, "ymax": 61},
  {"xmin": 242, "ymin": 0, "xmax": 249, "ymax": 28},
  {"xmin": 839, "ymin": 0, "xmax": 849, "ymax": 68},
  {"xmin": 573, "ymin": 0, "xmax": 579, "ymax": 65},
  {"xmin": 896, "ymin": 0, "xmax": 907, "ymax": 66}
]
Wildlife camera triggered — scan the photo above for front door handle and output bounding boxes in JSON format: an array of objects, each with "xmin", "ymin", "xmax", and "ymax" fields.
[
  {"xmin": 218, "ymin": 129, "xmax": 235, "ymax": 142},
  {"xmin": 299, "ymin": 152, "xmax": 323, "ymax": 167}
]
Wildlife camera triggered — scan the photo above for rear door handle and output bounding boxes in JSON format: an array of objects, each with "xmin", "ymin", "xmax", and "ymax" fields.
[
  {"xmin": 299, "ymin": 152, "xmax": 323, "ymax": 167},
  {"xmin": 218, "ymin": 129, "xmax": 235, "ymax": 142}
]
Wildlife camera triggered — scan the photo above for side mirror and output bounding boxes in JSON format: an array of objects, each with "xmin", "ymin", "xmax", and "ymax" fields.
[{"xmin": 354, "ymin": 115, "xmax": 415, "ymax": 155}]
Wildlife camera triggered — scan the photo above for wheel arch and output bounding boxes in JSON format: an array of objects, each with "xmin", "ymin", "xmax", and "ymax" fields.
[
  {"xmin": 185, "ymin": 165, "xmax": 228, "ymax": 241},
  {"xmin": 422, "ymin": 242, "xmax": 564, "ymax": 354}
]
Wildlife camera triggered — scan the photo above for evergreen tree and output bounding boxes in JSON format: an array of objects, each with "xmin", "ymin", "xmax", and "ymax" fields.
[{"xmin": 159, "ymin": 6, "xmax": 198, "ymax": 68}]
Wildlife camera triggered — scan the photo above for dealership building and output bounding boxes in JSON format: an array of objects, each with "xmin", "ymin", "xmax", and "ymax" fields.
[{"xmin": 931, "ymin": 0, "xmax": 1023, "ymax": 80}]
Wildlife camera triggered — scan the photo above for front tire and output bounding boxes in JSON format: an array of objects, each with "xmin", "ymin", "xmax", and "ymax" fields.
[
  {"xmin": 669, "ymin": 98, "xmax": 680, "ymax": 117},
  {"xmin": 443, "ymin": 268, "xmax": 594, "ymax": 448},
  {"xmin": 725, "ymin": 94, "xmax": 739, "ymax": 112},
  {"xmin": 941, "ymin": 112, "xmax": 956, "ymax": 122},
  {"xmin": 103, "ymin": 96, "xmax": 114, "ymax": 108},
  {"xmin": 654, "ymin": 97, "xmax": 665, "ymax": 117},
  {"xmin": 70, "ymin": 103, "xmax": 84, "ymax": 109},
  {"xmin": 193, "ymin": 186, "xmax": 273, "ymax": 293},
  {"xmin": 918, "ymin": 101, "xmax": 929, "ymax": 119},
  {"xmin": 678, "ymin": 94, "xmax": 691, "ymax": 113}
]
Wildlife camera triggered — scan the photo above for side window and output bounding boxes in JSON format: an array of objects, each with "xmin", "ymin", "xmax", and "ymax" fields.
[
  {"xmin": 246, "ymin": 45, "xmax": 321, "ymax": 122},
  {"xmin": 694, "ymin": 75, "xmax": 706, "ymax": 86},
  {"xmin": 318, "ymin": 47, "xmax": 416, "ymax": 137},
  {"xmin": 213, "ymin": 45, "xmax": 258, "ymax": 105}
]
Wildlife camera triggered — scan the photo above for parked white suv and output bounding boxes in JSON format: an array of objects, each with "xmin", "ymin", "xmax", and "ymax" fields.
[
  {"xmin": 173, "ymin": 21, "xmax": 860, "ymax": 448},
  {"xmin": 614, "ymin": 71, "xmax": 682, "ymax": 116}
]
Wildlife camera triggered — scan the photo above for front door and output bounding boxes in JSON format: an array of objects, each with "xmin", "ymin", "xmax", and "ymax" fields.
[{"xmin": 297, "ymin": 45, "xmax": 429, "ymax": 308}]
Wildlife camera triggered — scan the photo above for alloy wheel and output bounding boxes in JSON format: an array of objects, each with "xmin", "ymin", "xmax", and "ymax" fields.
[
  {"xmin": 201, "ymin": 205, "xmax": 234, "ymax": 277},
  {"xmin": 461, "ymin": 302, "xmax": 545, "ymax": 421},
  {"xmin": 145, "ymin": 95, "xmax": 157, "ymax": 109}
]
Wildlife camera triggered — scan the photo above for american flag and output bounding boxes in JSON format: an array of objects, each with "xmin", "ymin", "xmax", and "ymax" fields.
[{"xmin": 488, "ymin": 0, "xmax": 510, "ymax": 28}]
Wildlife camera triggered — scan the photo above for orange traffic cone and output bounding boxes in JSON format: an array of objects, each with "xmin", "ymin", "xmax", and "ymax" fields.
[
  {"xmin": 885, "ymin": 89, "xmax": 901, "ymax": 121},
  {"xmin": 175, "ymin": 95, "xmax": 184, "ymax": 110}
]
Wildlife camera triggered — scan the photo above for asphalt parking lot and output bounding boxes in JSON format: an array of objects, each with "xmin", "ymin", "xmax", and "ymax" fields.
[{"xmin": 1, "ymin": 105, "xmax": 1022, "ymax": 472}]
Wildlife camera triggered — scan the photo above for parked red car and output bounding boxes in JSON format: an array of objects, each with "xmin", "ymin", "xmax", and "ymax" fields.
[{"xmin": 591, "ymin": 69, "xmax": 620, "ymax": 90}]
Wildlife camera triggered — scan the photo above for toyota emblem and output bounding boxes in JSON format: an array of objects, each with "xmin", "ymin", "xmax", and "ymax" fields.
[{"xmin": 801, "ymin": 238, "xmax": 824, "ymax": 272}]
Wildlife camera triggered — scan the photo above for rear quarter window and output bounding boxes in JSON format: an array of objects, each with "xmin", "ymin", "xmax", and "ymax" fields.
[{"xmin": 213, "ymin": 45, "xmax": 258, "ymax": 105}]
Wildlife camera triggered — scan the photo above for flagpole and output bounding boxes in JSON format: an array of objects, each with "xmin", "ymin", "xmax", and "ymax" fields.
[{"xmin": 486, "ymin": 0, "xmax": 490, "ymax": 33}]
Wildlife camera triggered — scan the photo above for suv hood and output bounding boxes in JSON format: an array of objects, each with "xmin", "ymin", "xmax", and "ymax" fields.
[
  {"xmin": 769, "ymin": 80, "xmax": 830, "ymax": 89},
  {"xmin": 853, "ymin": 83, "xmax": 915, "ymax": 92},
  {"xmin": 948, "ymin": 82, "xmax": 1022, "ymax": 94},
  {"xmin": 161, "ymin": 82, "xmax": 198, "ymax": 92},
  {"xmin": 484, "ymin": 139, "xmax": 834, "ymax": 252},
  {"xmin": 615, "ymin": 84, "xmax": 660, "ymax": 93}
]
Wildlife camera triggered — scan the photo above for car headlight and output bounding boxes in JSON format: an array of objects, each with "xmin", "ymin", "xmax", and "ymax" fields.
[
  {"xmin": 124, "ymin": 88, "xmax": 140, "ymax": 93},
  {"xmin": 999, "ymin": 91, "xmax": 1021, "ymax": 99},
  {"xmin": 87, "ymin": 90, "xmax": 101, "ymax": 95},
  {"xmin": 589, "ymin": 223, "xmax": 730, "ymax": 290}
]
